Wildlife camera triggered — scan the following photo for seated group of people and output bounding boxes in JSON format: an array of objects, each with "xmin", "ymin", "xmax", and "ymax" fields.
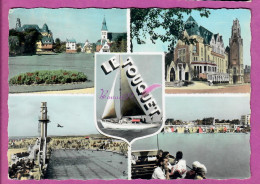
[
  {"xmin": 9, "ymin": 159, "xmax": 35, "ymax": 180},
  {"xmin": 152, "ymin": 150, "xmax": 207, "ymax": 180}
]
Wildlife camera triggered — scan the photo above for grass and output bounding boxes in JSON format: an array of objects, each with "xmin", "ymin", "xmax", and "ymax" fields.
[{"xmin": 9, "ymin": 70, "xmax": 87, "ymax": 85}]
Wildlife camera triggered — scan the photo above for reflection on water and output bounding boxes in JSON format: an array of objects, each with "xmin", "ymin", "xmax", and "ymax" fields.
[
  {"xmin": 132, "ymin": 133, "xmax": 250, "ymax": 179},
  {"xmin": 45, "ymin": 149, "xmax": 128, "ymax": 180}
]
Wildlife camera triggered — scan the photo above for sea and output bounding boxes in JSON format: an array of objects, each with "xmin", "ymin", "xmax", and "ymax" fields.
[
  {"xmin": 132, "ymin": 133, "xmax": 251, "ymax": 179},
  {"xmin": 8, "ymin": 53, "xmax": 94, "ymax": 93},
  {"xmin": 45, "ymin": 149, "xmax": 128, "ymax": 180}
]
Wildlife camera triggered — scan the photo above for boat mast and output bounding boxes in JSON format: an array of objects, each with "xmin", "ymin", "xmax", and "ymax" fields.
[{"xmin": 119, "ymin": 55, "xmax": 122, "ymax": 120}]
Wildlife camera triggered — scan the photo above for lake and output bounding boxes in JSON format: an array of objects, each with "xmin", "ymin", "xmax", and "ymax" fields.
[{"xmin": 132, "ymin": 133, "xmax": 250, "ymax": 179}]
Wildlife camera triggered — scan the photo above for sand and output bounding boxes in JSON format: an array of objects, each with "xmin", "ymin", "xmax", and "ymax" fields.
[
  {"xmin": 8, "ymin": 148, "xmax": 28, "ymax": 165},
  {"xmin": 29, "ymin": 88, "xmax": 94, "ymax": 94}
]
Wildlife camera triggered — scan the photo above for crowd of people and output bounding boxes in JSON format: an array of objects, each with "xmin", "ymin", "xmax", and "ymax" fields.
[
  {"xmin": 8, "ymin": 159, "xmax": 36, "ymax": 180},
  {"xmin": 151, "ymin": 150, "xmax": 207, "ymax": 180}
]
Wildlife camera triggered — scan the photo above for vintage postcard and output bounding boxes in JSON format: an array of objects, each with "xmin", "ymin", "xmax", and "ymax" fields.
[{"xmin": 1, "ymin": 1, "xmax": 259, "ymax": 184}]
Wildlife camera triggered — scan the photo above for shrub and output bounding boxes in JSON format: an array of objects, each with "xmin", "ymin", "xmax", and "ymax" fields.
[{"xmin": 9, "ymin": 70, "xmax": 87, "ymax": 85}]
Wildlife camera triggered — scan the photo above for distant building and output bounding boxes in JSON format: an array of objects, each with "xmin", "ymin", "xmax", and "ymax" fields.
[
  {"xmin": 241, "ymin": 114, "xmax": 250, "ymax": 126},
  {"xmin": 96, "ymin": 17, "xmax": 127, "ymax": 52},
  {"xmin": 66, "ymin": 39, "xmax": 77, "ymax": 53},
  {"xmin": 16, "ymin": 18, "xmax": 54, "ymax": 53},
  {"xmin": 83, "ymin": 40, "xmax": 93, "ymax": 53}
]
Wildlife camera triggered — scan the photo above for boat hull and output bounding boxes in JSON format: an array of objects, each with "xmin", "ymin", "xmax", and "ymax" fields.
[{"xmin": 100, "ymin": 120, "xmax": 160, "ymax": 130}]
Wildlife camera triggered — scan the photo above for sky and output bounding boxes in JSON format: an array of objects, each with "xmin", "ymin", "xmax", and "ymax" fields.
[
  {"xmin": 8, "ymin": 95, "xmax": 98, "ymax": 137},
  {"xmin": 9, "ymin": 8, "xmax": 127, "ymax": 43},
  {"xmin": 165, "ymin": 95, "xmax": 251, "ymax": 121},
  {"xmin": 132, "ymin": 9, "xmax": 251, "ymax": 66}
]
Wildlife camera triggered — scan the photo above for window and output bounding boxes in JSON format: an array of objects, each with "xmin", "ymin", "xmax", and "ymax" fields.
[
  {"xmin": 204, "ymin": 66, "xmax": 207, "ymax": 72},
  {"xmin": 178, "ymin": 48, "xmax": 186, "ymax": 62},
  {"xmin": 193, "ymin": 45, "xmax": 197, "ymax": 53}
]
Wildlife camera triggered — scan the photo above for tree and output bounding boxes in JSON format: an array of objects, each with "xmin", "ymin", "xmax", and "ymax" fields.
[
  {"xmin": 91, "ymin": 43, "xmax": 97, "ymax": 53},
  {"xmin": 110, "ymin": 35, "xmax": 127, "ymax": 52},
  {"xmin": 130, "ymin": 8, "xmax": 210, "ymax": 52},
  {"xmin": 23, "ymin": 28, "xmax": 42, "ymax": 54},
  {"xmin": 9, "ymin": 28, "xmax": 42, "ymax": 55},
  {"xmin": 77, "ymin": 47, "xmax": 81, "ymax": 53},
  {"xmin": 54, "ymin": 38, "xmax": 62, "ymax": 53},
  {"xmin": 9, "ymin": 36, "xmax": 20, "ymax": 55}
]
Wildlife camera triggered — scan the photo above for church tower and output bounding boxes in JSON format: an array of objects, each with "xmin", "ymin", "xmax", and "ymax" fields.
[
  {"xmin": 16, "ymin": 18, "xmax": 21, "ymax": 30},
  {"xmin": 101, "ymin": 16, "xmax": 108, "ymax": 41},
  {"xmin": 229, "ymin": 19, "xmax": 244, "ymax": 84}
]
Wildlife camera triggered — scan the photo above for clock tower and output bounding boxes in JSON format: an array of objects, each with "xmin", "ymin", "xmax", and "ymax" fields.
[{"xmin": 229, "ymin": 19, "xmax": 244, "ymax": 84}]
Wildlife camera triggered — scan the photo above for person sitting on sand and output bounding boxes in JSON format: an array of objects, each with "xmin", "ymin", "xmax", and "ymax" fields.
[
  {"xmin": 152, "ymin": 157, "xmax": 170, "ymax": 180},
  {"xmin": 170, "ymin": 151, "xmax": 187, "ymax": 179}
]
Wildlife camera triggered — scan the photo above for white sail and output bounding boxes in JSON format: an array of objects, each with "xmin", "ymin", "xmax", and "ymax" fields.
[
  {"xmin": 120, "ymin": 58, "xmax": 146, "ymax": 118},
  {"xmin": 101, "ymin": 72, "xmax": 118, "ymax": 119}
]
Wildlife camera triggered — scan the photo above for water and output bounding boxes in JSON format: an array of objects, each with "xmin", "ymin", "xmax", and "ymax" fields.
[
  {"xmin": 8, "ymin": 53, "xmax": 94, "ymax": 93},
  {"xmin": 132, "ymin": 133, "xmax": 250, "ymax": 179},
  {"xmin": 45, "ymin": 149, "xmax": 128, "ymax": 180}
]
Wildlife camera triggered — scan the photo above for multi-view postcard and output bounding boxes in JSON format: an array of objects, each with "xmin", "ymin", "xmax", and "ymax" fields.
[{"xmin": 4, "ymin": 6, "xmax": 253, "ymax": 183}]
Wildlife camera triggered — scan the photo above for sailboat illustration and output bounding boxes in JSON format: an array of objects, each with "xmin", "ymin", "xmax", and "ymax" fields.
[{"xmin": 99, "ymin": 57, "xmax": 161, "ymax": 130}]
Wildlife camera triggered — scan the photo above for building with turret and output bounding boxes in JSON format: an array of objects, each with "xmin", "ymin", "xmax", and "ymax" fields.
[
  {"xmin": 166, "ymin": 16, "xmax": 247, "ymax": 85},
  {"xmin": 15, "ymin": 18, "xmax": 54, "ymax": 54}
]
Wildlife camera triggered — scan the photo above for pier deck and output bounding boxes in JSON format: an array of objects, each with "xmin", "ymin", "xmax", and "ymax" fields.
[{"xmin": 45, "ymin": 149, "xmax": 128, "ymax": 180}]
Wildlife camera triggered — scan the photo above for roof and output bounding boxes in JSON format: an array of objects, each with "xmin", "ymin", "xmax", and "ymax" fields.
[
  {"xmin": 42, "ymin": 23, "xmax": 49, "ymax": 32},
  {"xmin": 96, "ymin": 39, "xmax": 108, "ymax": 46},
  {"xmin": 107, "ymin": 32, "xmax": 127, "ymax": 42},
  {"xmin": 41, "ymin": 36, "xmax": 53, "ymax": 44},
  {"xmin": 101, "ymin": 17, "xmax": 108, "ymax": 31},
  {"xmin": 184, "ymin": 16, "xmax": 200, "ymax": 36},
  {"xmin": 184, "ymin": 16, "xmax": 225, "ymax": 46},
  {"xmin": 66, "ymin": 38, "xmax": 76, "ymax": 43},
  {"xmin": 17, "ymin": 24, "xmax": 41, "ymax": 32},
  {"xmin": 199, "ymin": 26, "xmax": 213, "ymax": 45}
]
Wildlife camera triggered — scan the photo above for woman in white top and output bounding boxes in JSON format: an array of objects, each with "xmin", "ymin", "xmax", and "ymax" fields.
[{"xmin": 152, "ymin": 157, "xmax": 170, "ymax": 180}]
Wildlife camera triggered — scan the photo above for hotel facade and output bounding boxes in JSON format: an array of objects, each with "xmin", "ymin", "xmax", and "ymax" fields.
[{"xmin": 166, "ymin": 16, "xmax": 245, "ymax": 84}]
